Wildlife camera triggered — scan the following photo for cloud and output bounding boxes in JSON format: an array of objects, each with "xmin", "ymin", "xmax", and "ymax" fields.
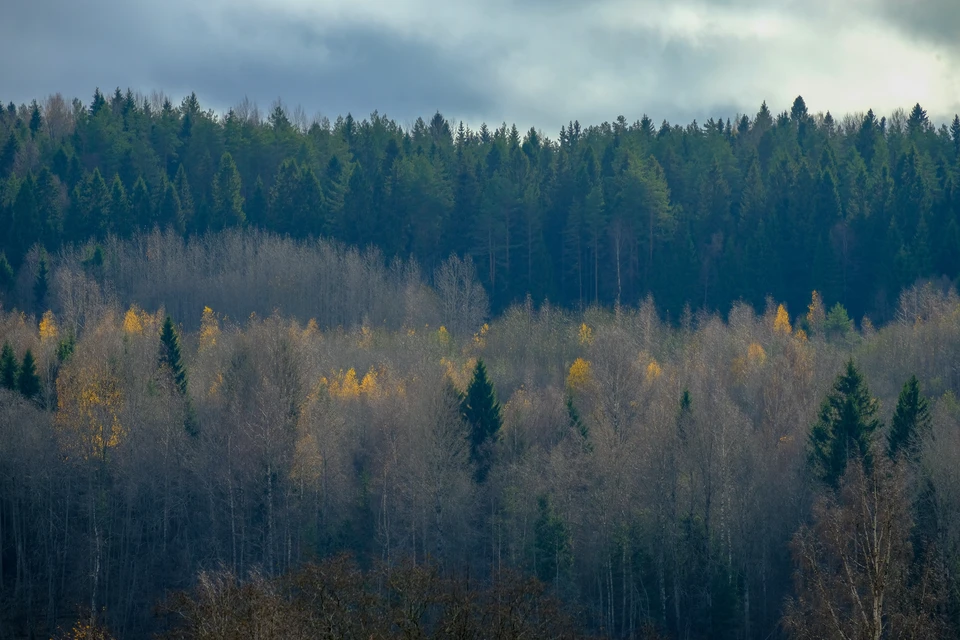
[{"xmin": 1, "ymin": 0, "xmax": 959, "ymax": 136}]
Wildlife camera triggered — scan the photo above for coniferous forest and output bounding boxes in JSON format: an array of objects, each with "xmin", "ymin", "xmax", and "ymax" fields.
[{"xmin": 0, "ymin": 90, "xmax": 959, "ymax": 638}]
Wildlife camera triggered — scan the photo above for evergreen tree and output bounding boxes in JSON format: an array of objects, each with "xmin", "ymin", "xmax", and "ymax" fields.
[
  {"xmin": 210, "ymin": 152, "xmax": 245, "ymax": 230},
  {"xmin": 56, "ymin": 332, "xmax": 76, "ymax": 363},
  {"xmin": 12, "ymin": 174, "xmax": 41, "ymax": 260},
  {"xmin": 110, "ymin": 174, "xmax": 132, "ymax": 237},
  {"xmin": 174, "ymin": 164, "xmax": 195, "ymax": 232},
  {"xmin": 246, "ymin": 176, "xmax": 267, "ymax": 229},
  {"xmin": 460, "ymin": 358, "xmax": 502, "ymax": 482},
  {"xmin": 34, "ymin": 255, "xmax": 48, "ymax": 311},
  {"xmin": 951, "ymin": 115, "xmax": 960, "ymax": 159},
  {"xmin": 160, "ymin": 316, "xmax": 188, "ymax": 396},
  {"xmin": 131, "ymin": 175, "xmax": 153, "ymax": 231},
  {"xmin": 808, "ymin": 360, "xmax": 881, "ymax": 488},
  {"xmin": 28, "ymin": 101, "xmax": 42, "ymax": 136},
  {"xmin": 0, "ymin": 133, "xmax": 18, "ymax": 179},
  {"xmin": 888, "ymin": 375, "xmax": 931, "ymax": 461},
  {"xmin": 0, "ymin": 342, "xmax": 18, "ymax": 390},
  {"xmin": 534, "ymin": 494, "xmax": 573, "ymax": 587},
  {"xmin": 0, "ymin": 252, "xmax": 12, "ymax": 291},
  {"xmin": 17, "ymin": 349, "xmax": 41, "ymax": 402},
  {"xmin": 158, "ymin": 180, "xmax": 183, "ymax": 233}
]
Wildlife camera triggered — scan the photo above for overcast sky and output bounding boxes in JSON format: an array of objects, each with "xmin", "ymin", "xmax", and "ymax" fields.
[{"xmin": 3, "ymin": 0, "xmax": 960, "ymax": 135}]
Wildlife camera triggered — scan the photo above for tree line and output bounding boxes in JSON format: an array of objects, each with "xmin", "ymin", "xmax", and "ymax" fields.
[
  {"xmin": 1, "ymin": 90, "xmax": 959, "ymax": 320},
  {"xmin": 1, "ymin": 231, "xmax": 960, "ymax": 637}
]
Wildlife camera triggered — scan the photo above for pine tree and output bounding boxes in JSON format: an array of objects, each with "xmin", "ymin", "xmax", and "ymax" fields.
[
  {"xmin": 888, "ymin": 375, "xmax": 931, "ymax": 461},
  {"xmin": 160, "ymin": 316, "xmax": 188, "ymax": 396},
  {"xmin": 17, "ymin": 349, "xmax": 41, "ymax": 402},
  {"xmin": 0, "ymin": 342, "xmax": 18, "ymax": 390},
  {"xmin": 461, "ymin": 358, "xmax": 502, "ymax": 482},
  {"xmin": 809, "ymin": 360, "xmax": 881, "ymax": 488}
]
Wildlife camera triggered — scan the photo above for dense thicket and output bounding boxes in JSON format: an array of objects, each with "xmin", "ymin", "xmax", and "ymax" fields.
[
  {"xmin": 1, "ymin": 231, "xmax": 959, "ymax": 638},
  {"xmin": 1, "ymin": 91, "xmax": 959, "ymax": 319}
]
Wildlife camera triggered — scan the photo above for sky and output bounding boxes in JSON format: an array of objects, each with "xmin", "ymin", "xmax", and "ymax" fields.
[{"xmin": 3, "ymin": 0, "xmax": 960, "ymax": 136}]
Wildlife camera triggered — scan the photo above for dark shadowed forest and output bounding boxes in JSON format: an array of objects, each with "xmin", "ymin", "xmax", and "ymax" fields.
[{"xmin": 0, "ymin": 91, "xmax": 960, "ymax": 638}]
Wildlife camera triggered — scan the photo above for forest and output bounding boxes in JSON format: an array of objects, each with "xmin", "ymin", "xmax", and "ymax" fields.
[{"xmin": 0, "ymin": 90, "xmax": 959, "ymax": 638}]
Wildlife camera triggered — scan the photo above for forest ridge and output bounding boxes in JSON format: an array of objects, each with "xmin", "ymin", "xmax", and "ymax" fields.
[{"xmin": 1, "ymin": 89, "xmax": 959, "ymax": 319}]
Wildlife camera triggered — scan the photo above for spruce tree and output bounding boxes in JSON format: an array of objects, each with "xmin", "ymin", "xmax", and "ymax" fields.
[
  {"xmin": 808, "ymin": 360, "xmax": 881, "ymax": 488},
  {"xmin": 534, "ymin": 494, "xmax": 572, "ymax": 586},
  {"xmin": 0, "ymin": 252, "xmax": 13, "ymax": 291},
  {"xmin": 210, "ymin": 152, "xmax": 245, "ymax": 230},
  {"xmin": 160, "ymin": 316, "xmax": 188, "ymax": 396},
  {"xmin": 17, "ymin": 349, "xmax": 41, "ymax": 402},
  {"xmin": 888, "ymin": 375, "xmax": 931, "ymax": 461},
  {"xmin": 34, "ymin": 255, "xmax": 48, "ymax": 311},
  {"xmin": 461, "ymin": 358, "xmax": 501, "ymax": 482},
  {"xmin": 0, "ymin": 342, "xmax": 18, "ymax": 390}
]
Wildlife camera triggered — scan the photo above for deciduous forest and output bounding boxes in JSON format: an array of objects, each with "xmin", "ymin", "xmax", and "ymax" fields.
[{"xmin": 0, "ymin": 90, "xmax": 959, "ymax": 638}]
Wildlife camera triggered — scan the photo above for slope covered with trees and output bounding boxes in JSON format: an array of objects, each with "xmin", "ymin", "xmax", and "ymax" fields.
[
  {"xmin": 1, "ymin": 89, "xmax": 960, "ymax": 638},
  {"xmin": 1, "ymin": 90, "xmax": 959, "ymax": 320},
  {"xmin": 1, "ymin": 234, "xmax": 960, "ymax": 637}
]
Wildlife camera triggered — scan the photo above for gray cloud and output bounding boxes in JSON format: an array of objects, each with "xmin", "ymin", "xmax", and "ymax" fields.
[{"xmin": 1, "ymin": 0, "xmax": 959, "ymax": 135}]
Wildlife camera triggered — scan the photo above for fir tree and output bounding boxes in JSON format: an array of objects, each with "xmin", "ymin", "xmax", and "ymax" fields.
[
  {"xmin": 808, "ymin": 360, "xmax": 881, "ymax": 488},
  {"xmin": 17, "ymin": 349, "xmax": 41, "ymax": 402},
  {"xmin": 160, "ymin": 316, "xmax": 188, "ymax": 396},
  {"xmin": 0, "ymin": 342, "xmax": 18, "ymax": 390},
  {"xmin": 460, "ymin": 358, "xmax": 501, "ymax": 482},
  {"xmin": 888, "ymin": 375, "xmax": 931, "ymax": 461}
]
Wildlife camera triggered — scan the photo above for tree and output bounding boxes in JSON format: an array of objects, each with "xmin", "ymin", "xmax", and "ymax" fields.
[
  {"xmin": 174, "ymin": 164, "xmax": 195, "ymax": 232},
  {"xmin": 808, "ymin": 360, "xmax": 881, "ymax": 488},
  {"xmin": 210, "ymin": 152, "xmax": 245, "ymax": 230},
  {"xmin": 783, "ymin": 457, "xmax": 948, "ymax": 639},
  {"xmin": 888, "ymin": 375, "xmax": 931, "ymax": 462},
  {"xmin": 34, "ymin": 254, "xmax": 48, "ymax": 311},
  {"xmin": 130, "ymin": 175, "xmax": 153, "ymax": 231},
  {"xmin": 0, "ymin": 342, "xmax": 18, "ymax": 390},
  {"xmin": 158, "ymin": 180, "xmax": 183, "ymax": 233},
  {"xmin": 160, "ymin": 316, "xmax": 188, "ymax": 396},
  {"xmin": 0, "ymin": 252, "xmax": 13, "ymax": 291},
  {"xmin": 534, "ymin": 495, "xmax": 573, "ymax": 587},
  {"xmin": 17, "ymin": 349, "xmax": 41, "ymax": 402},
  {"xmin": 460, "ymin": 358, "xmax": 501, "ymax": 482}
]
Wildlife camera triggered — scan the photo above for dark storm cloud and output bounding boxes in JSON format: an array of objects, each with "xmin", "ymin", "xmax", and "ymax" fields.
[
  {"xmin": 1, "ymin": 0, "xmax": 958, "ymax": 134},
  {"xmin": 0, "ymin": 0, "xmax": 496, "ymax": 124},
  {"xmin": 875, "ymin": 0, "xmax": 960, "ymax": 47}
]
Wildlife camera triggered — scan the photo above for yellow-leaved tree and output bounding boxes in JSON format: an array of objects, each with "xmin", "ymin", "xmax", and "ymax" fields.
[
  {"xmin": 807, "ymin": 290, "xmax": 826, "ymax": 335},
  {"xmin": 645, "ymin": 359, "xmax": 663, "ymax": 383},
  {"xmin": 39, "ymin": 310, "xmax": 58, "ymax": 342},
  {"xmin": 567, "ymin": 357, "xmax": 593, "ymax": 391},
  {"xmin": 773, "ymin": 304, "xmax": 792, "ymax": 334},
  {"xmin": 578, "ymin": 323, "xmax": 594, "ymax": 346},
  {"xmin": 199, "ymin": 306, "xmax": 221, "ymax": 351},
  {"xmin": 56, "ymin": 358, "xmax": 125, "ymax": 461}
]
